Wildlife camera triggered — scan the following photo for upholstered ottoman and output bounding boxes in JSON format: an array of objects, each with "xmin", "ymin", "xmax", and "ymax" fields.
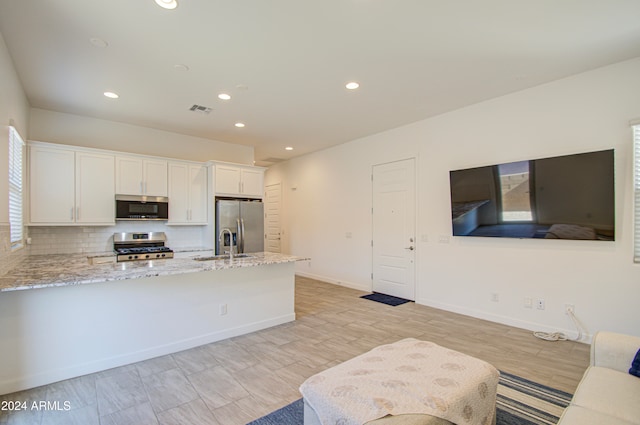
[{"xmin": 300, "ymin": 338, "xmax": 499, "ymax": 425}]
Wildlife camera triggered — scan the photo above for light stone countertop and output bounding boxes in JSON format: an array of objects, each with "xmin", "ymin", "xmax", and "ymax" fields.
[{"xmin": 0, "ymin": 251, "xmax": 307, "ymax": 293}]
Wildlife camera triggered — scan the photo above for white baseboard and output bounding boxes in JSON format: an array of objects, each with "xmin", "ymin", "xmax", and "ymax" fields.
[
  {"xmin": 295, "ymin": 271, "xmax": 370, "ymax": 292},
  {"xmin": 416, "ymin": 297, "xmax": 592, "ymax": 344}
]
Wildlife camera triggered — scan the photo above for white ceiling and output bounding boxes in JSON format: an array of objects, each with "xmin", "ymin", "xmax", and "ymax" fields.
[{"xmin": 1, "ymin": 0, "xmax": 640, "ymax": 166}]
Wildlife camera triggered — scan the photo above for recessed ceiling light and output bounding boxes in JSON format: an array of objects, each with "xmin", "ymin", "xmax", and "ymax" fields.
[
  {"xmin": 285, "ymin": 147, "xmax": 294, "ymax": 151},
  {"xmin": 345, "ymin": 81, "xmax": 360, "ymax": 90},
  {"xmin": 218, "ymin": 93, "xmax": 231, "ymax": 100},
  {"xmin": 103, "ymin": 91, "xmax": 119, "ymax": 99},
  {"xmin": 154, "ymin": 0, "xmax": 178, "ymax": 10},
  {"xmin": 235, "ymin": 122, "xmax": 245, "ymax": 128},
  {"xmin": 174, "ymin": 64, "xmax": 189, "ymax": 71}
]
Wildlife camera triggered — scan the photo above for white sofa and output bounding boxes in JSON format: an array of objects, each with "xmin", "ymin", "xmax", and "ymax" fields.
[{"xmin": 557, "ymin": 331, "xmax": 640, "ymax": 425}]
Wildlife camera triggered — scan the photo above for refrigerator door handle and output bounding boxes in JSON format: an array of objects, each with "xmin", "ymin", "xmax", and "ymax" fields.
[
  {"xmin": 236, "ymin": 218, "xmax": 245, "ymax": 253},
  {"xmin": 240, "ymin": 218, "xmax": 246, "ymax": 253}
]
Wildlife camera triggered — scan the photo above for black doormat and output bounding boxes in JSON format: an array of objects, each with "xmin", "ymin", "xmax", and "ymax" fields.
[{"xmin": 360, "ymin": 292, "xmax": 412, "ymax": 306}]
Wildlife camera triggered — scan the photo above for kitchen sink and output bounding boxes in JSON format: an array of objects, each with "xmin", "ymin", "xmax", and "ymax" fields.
[{"xmin": 193, "ymin": 254, "xmax": 253, "ymax": 261}]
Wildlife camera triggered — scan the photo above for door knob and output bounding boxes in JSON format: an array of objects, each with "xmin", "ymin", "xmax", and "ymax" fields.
[{"xmin": 405, "ymin": 246, "xmax": 414, "ymax": 250}]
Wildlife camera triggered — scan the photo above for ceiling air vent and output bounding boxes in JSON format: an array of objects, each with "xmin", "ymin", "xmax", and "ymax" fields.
[{"xmin": 189, "ymin": 104, "xmax": 212, "ymax": 114}]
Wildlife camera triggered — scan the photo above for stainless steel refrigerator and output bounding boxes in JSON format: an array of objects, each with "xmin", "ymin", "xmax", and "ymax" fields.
[{"xmin": 215, "ymin": 199, "xmax": 264, "ymax": 255}]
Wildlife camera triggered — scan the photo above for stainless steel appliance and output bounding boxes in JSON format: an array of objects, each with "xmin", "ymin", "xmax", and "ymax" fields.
[
  {"xmin": 113, "ymin": 232, "xmax": 174, "ymax": 262},
  {"xmin": 115, "ymin": 195, "xmax": 169, "ymax": 220},
  {"xmin": 215, "ymin": 198, "xmax": 264, "ymax": 255}
]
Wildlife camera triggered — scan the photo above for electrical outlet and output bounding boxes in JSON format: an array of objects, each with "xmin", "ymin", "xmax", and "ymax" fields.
[
  {"xmin": 565, "ymin": 304, "xmax": 575, "ymax": 315},
  {"xmin": 491, "ymin": 293, "xmax": 499, "ymax": 302},
  {"xmin": 524, "ymin": 297, "xmax": 533, "ymax": 308},
  {"xmin": 536, "ymin": 299, "xmax": 545, "ymax": 310},
  {"xmin": 219, "ymin": 303, "xmax": 228, "ymax": 316}
]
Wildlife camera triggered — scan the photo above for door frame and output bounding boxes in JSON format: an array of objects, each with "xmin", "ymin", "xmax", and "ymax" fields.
[{"xmin": 265, "ymin": 182, "xmax": 283, "ymax": 253}]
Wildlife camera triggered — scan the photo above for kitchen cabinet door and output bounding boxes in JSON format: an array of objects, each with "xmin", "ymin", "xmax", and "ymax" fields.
[
  {"xmin": 240, "ymin": 168, "xmax": 264, "ymax": 197},
  {"xmin": 188, "ymin": 164, "xmax": 208, "ymax": 223},
  {"xmin": 115, "ymin": 156, "xmax": 143, "ymax": 195},
  {"xmin": 215, "ymin": 165, "xmax": 242, "ymax": 195},
  {"xmin": 116, "ymin": 156, "xmax": 168, "ymax": 196},
  {"xmin": 29, "ymin": 145, "xmax": 76, "ymax": 223},
  {"xmin": 168, "ymin": 162, "xmax": 207, "ymax": 224},
  {"xmin": 144, "ymin": 159, "xmax": 168, "ymax": 197},
  {"xmin": 76, "ymin": 152, "xmax": 115, "ymax": 224},
  {"xmin": 168, "ymin": 162, "xmax": 189, "ymax": 223},
  {"xmin": 214, "ymin": 164, "xmax": 264, "ymax": 198}
]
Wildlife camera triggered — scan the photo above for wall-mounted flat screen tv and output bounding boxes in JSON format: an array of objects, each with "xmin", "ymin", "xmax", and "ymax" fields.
[{"xmin": 449, "ymin": 149, "xmax": 615, "ymax": 241}]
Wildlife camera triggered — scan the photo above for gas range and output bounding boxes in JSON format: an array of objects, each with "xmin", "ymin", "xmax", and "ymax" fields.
[{"xmin": 113, "ymin": 232, "xmax": 174, "ymax": 262}]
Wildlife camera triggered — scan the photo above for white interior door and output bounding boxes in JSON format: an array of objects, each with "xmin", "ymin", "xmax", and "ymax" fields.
[
  {"xmin": 372, "ymin": 158, "xmax": 416, "ymax": 300},
  {"xmin": 265, "ymin": 183, "xmax": 282, "ymax": 253}
]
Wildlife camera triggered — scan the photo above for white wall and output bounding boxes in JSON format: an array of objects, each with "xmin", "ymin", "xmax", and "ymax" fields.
[
  {"xmin": 0, "ymin": 32, "xmax": 30, "ymax": 273},
  {"xmin": 29, "ymin": 108, "xmax": 254, "ymax": 165},
  {"xmin": 0, "ymin": 32, "xmax": 30, "ymax": 225},
  {"xmin": 266, "ymin": 57, "xmax": 640, "ymax": 341}
]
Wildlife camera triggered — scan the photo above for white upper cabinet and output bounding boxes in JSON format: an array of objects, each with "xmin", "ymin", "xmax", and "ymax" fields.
[
  {"xmin": 75, "ymin": 152, "xmax": 116, "ymax": 224},
  {"xmin": 167, "ymin": 161, "xmax": 208, "ymax": 225},
  {"xmin": 116, "ymin": 156, "xmax": 168, "ymax": 197},
  {"xmin": 29, "ymin": 143, "xmax": 115, "ymax": 225},
  {"xmin": 214, "ymin": 163, "xmax": 264, "ymax": 198},
  {"xmin": 30, "ymin": 145, "xmax": 76, "ymax": 224}
]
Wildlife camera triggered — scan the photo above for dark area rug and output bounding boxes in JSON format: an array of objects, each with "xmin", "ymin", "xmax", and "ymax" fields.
[
  {"xmin": 247, "ymin": 399, "xmax": 304, "ymax": 425},
  {"xmin": 360, "ymin": 292, "xmax": 412, "ymax": 306},
  {"xmin": 247, "ymin": 371, "xmax": 572, "ymax": 425}
]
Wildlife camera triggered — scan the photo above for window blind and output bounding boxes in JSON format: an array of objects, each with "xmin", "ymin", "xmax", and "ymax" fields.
[
  {"xmin": 8, "ymin": 126, "xmax": 25, "ymax": 249},
  {"xmin": 634, "ymin": 124, "xmax": 640, "ymax": 263}
]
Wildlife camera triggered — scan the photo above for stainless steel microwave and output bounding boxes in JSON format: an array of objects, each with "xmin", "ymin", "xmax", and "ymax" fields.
[{"xmin": 115, "ymin": 195, "xmax": 169, "ymax": 220}]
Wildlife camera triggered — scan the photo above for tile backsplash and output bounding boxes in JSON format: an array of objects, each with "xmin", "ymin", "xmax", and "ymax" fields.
[{"xmin": 27, "ymin": 222, "xmax": 211, "ymax": 255}]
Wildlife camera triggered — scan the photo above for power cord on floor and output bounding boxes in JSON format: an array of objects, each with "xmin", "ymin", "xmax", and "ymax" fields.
[{"xmin": 533, "ymin": 309, "xmax": 584, "ymax": 342}]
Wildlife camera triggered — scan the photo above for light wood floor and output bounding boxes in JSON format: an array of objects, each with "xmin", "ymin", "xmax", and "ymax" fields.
[{"xmin": 0, "ymin": 276, "xmax": 589, "ymax": 425}]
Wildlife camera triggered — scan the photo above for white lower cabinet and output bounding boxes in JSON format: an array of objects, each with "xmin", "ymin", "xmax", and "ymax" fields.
[
  {"xmin": 29, "ymin": 144, "xmax": 115, "ymax": 225},
  {"xmin": 168, "ymin": 161, "xmax": 207, "ymax": 224}
]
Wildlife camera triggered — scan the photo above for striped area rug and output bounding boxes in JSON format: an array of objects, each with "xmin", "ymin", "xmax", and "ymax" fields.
[
  {"xmin": 248, "ymin": 371, "xmax": 573, "ymax": 425},
  {"xmin": 497, "ymin": 371, "xmax": 573, "ymax": 425}
]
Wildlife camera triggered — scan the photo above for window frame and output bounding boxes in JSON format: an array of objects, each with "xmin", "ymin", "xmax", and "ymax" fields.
[
  {"xmin": 8, "ymin": 126, "xmax": 25, "ymax": 250},
  {"xmin": 634, "ymin": 124, "xmax": 640, "ymax": 263}
]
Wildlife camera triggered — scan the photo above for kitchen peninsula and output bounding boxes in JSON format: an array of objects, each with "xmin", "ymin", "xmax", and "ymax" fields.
[{"xmin": 0, "ymin": 252, "xmax": 304, "ymax": 395}]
